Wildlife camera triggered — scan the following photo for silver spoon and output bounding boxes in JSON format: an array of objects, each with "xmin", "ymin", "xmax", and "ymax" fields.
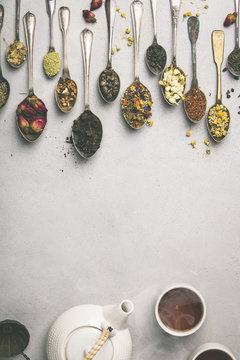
[
  {"xmin": 43, "ymin": 0, "xmax": 61, "ymax": 78},
  {"xmin": 145, "ymin": 0, "xmax": 167, "ymax": 75},
  {"xmin": 0, "ymin": 5, "xmax": 10, "ymax": 110},
  {"xmin": 16, "ymin": 12, "xmax": 48, "ymax": 142},
  {"xmin": 121, "ymin": 0, "xmax": 153, "ymax": 130},
  {"xmin": 207, "ymin": 31, "xmax": 230, "ymax": 143},
  {"xmin": 227, "ymin": 0, "xmax": 240, "ymax": 77},
  {"xmin": 55, "ymin": 7, "xmax": 77, "ymax": 113},
  {"xmin": 184, "ymin": 16, "xmax": 206, "ymax": 123},
  {"xmin": 6, "ymin": 0, "xmax": 27, "ymax": 69},
  {"xmin": 160, "ymin": 0, "xmax": 186, "ymax": 106},
  {"xmin": 98, "ymin": 0, "xmax": 120, "ymax": 103},
  {"xmin": 72, "ymin": 29, "xmax": 102, "ymax": 159}
]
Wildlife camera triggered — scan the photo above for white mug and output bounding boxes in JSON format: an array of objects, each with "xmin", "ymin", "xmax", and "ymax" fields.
[
  {"xmin": 190, "ymin": 343, "xmax": 237, "ymax": 360},
  {"xmin": 155, "ymin": 283, "xmax": 206, "ymax": 337}
]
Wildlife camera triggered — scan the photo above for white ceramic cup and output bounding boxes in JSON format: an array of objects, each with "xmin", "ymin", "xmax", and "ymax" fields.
[
  {"xmin": 190, "ymin": 343, "xmax": 237, "ymax": 360},
  {"xmin": 155, "ymin": 283, "xmax": 206, "ymax": 337}
]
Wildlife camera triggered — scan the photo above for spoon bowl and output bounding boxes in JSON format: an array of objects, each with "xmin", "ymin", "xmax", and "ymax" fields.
[
  {"xmin": 207, "ymin": 103, "xmax": 230, "ymax": 143},
  {"xmin": 98, "ymin": 67, "xmax": 120, "ymax": 103},
  {"xmin": 55, "ymin": 77, "xmax": 77, "ymax": 113},
  {"xmin": 146, "ymin": 41, "xmax": 167, "ymax": 76},
  {"xmin": 98, "ymin": 0, "xmax": 120, "ymax": 102},
  {"xmin": 6, "ymin": 40, "xmax": 27, "ymax": 69},
  {"xmin": 184, "ymin": 88, "xmax": 206, "ymax": 123},
  {"xmin": 160, "ymin": 64, "xmax": 186, "ymax": 106},
  {"xmin": 0, "ymin": 77, "xmax": 10, "ymax": 109},
  {"xmin": 16, "ymin": 94, "xmax": 47, "ymax": 142},
  {"xmin": 227, "ymin": 0, "xmax": 240, "ymax": 77},
  {"xmin": 227, "ymin": 47, "xmax": 240, "ymax": 77},
  {"xmin": 121, "ymin": 80, "xmax": 152, "ymax": 129},
  {"xmin": 72, "ymin": 110, "xmax": 102, "ymax": 158}
]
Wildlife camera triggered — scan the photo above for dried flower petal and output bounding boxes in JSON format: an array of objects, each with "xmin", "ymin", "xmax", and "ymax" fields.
[
  {"xmin": 83, "ymin": 10, "xmax": 96, "ymax": 23},
  {"xmin": 18, "ymin": 114, "xmax": 29, "ymax": 133},
  {"xmin": 17, "ymin": 100, "xmax": 28, "ymax": 114},
  {"xmin": 224, "ymin": 12, "xmax": 237, "ymax": 27},
  {"xmin": 23, "ymin": 107, "xmax": 37, "ymax": 118},
  {"xmin": 30, "ymin": 117, "xmax": 47, "ymax": 133},
  {"xmin": 90, "ymin": 0, "xmax": 102, "ymax": 11}
]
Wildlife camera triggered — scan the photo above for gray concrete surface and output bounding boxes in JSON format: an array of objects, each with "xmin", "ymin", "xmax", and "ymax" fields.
[{"xmin": 0, "ymin": 0, "xmax": 240, "ymax": 359}]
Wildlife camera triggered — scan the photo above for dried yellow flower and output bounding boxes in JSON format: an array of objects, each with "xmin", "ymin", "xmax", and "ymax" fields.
[{"xmin": 186, "ymin": 130, "xmax": 192, "ymax": 137}]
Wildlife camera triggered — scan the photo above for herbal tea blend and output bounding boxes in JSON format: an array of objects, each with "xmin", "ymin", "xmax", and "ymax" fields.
[
  {"xmin": 0, "ymin": 80, "xmax": 9, "ymax": 109},
  {"xmin": 207, "ymin": 104, "xmax": 230, "ymax": 140},
  {"xmin": 184, "ymin": 88, "xmax": 206, "ymax": 122},
  {"xmin": 7, "ymin": 40, "xmax": 27, "ymax": 67},
  {"xmin": 121, "ymin": 81, "xmax": 153, "ymax": 129},
  {"xmin": 99, "ymin": 68, "xmax": 120, "ymax": 102},
  {"xmin": 146, "ymin": 42, "xmax": 166, "ymax": 74},
  {"xmin": 227, "ymin": 48, "xmax": 240, "ymax": 74},
  {"xmin": 159, "ymin": 65, "xmax": 186, "ymax": 105}
]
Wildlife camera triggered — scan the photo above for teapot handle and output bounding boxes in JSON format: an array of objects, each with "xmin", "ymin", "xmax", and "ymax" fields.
[{"xmin": 83, "ymin": 327, "xmax": 113, "ymax": 360}]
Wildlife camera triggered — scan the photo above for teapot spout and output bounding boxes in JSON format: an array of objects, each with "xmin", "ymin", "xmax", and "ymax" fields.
[{"xmin": 103, "ymin": 300, "xmax": 134, "ymax": 330}]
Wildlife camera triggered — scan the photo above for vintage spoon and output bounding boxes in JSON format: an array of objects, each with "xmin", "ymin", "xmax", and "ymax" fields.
[
  {"xmin": 98, "ymin": 0, "xmax": 120, "ymax": 103},
  {"xmin": 207, "ymin": 31, "xmax": 230, "ymax": 143},
  {"xmin": 227, "ymin": 0, "xmax": 240, "ymax": 77},
  {"xmin": 43, "ymin": 0, "xmax": 61, "ymax": 78},
  {"xmin": 184, "ymin": 16, "xmax": 206, "ymax": 123},
  {"xmin": 16, "ymin": 12, "xmax": 48, "ymax": 142},
  {"xmin": 55, "ymin": 7, "xmax": 77, "ymax": 112},
  {"xmin": 121, "ymin": 0, "xmax": 153, "ymax": 129},
  {"xmin": 72, "ymin": 29, "xmax": 102, "ymax": 159},
  {"xmin": 160, "ymin": 0, "xmax": 186, "ymax": 106},
  {"xmin": 6, "ymin": 0, "xmax": 27, "ymax": 68},
  {"xmin": 0, "ymin": 5, "xmax": 10, "ymax": 110},
  {"xmin": 145, "ymin": 0, "xmax": 167, "ymax": 75}
]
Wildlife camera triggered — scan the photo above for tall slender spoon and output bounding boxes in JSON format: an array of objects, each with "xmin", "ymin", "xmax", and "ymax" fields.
[
  {"xmin": 72, "ymin": 29, "xmax": 102, "ymax": 159},
  {"xmin": 184, "ymin": 16, "xmax": 206, "ymax": 123},
  {"xmin": 55, "ymin": 7, "xmax": 77, "ymax": 112},
  {"xmin": 6, "ymin": 0, "xmax": 27, "ymax": 68},
  {"xmin": 16, "ymin": 12, "xmax": 48, "ymax": 142},
  {"xmin": 121, "ymin": 0, "xmax": 153, "ymax": 129},
  {"xmin": 98, "ymin": 0, "xmax": 120, "ymax": 103},
  {"xmin": 43, "ymin": 0, "xmax": 61, "ymax": 78},
  {"xmin": 0, "ymin": 5, "xmax": 10, "ymax": 110},
  {"xmin": 160, "ymin": 0, "xmax": 186, "ymax": 106},
  {"xmin": 227, "ymin": 0, "xmax": 240, "ymax": 77},
  {"xmin": 207, "ymin": 31, "xmax": 230, "ymax": 142},
  {"xmin": 145, "ymin": 0, "xmax": 167, "ymax": 75}
]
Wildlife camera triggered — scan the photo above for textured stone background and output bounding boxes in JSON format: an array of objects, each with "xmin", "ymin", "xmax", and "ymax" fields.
[{"xmin": 0, "ymin": 0, "xmax": 239, "ymax": 359}]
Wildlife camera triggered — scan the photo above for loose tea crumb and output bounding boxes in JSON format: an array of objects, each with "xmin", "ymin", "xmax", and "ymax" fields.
[
  {"xmin": 184, "ymin": 88, "xmax": 206, "ymax": 122},
  {"xmin": 146, "ymin": 42, "xmax": 166, "ymax": 74},
  {"xmin": 7, "ymin": 40, "xmax": 27, "ymax": 67},
  {"xmin": 121, "ymin": 81, "xmax": 153, "ymax": 129},
  {"xmin": 99, "ymin": 68, "xmax": 120, "ymax": 102},
  {"xmin": 43, "ymin": 52, "xmax": 61, "ymax": 78}
]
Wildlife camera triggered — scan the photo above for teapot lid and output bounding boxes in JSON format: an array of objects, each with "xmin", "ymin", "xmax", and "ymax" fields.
[
  {"xmin": 65, "ymin": 326, "xmax": 113, "ymax": 360},
  {"xmin": 0, "ymin": 320, "xmax": 30, "ymax": 357}
]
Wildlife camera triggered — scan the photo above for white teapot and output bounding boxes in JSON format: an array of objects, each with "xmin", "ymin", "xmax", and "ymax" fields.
[{"xmin": 46, "ymin": 300, "xmax": 134, "ymax": 360}]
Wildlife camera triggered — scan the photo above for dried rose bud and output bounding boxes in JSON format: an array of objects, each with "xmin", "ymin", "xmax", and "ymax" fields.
[
  {"xmin": 83, "ymin": 10, "xmax": 96, "ymax": 23},
  {"xmin": 17, "ymin": 100, "xmax": 28, "ymax": 114},
  {"xmin": 18, "ymin": 114, "xmax": 29, "ymax": 133},
  {"xmin": 224, "ymin": 12, "xmax": 237, "ymax": 27},
  {"xmin": 23, "ymin": 107, "xmax": 36, "ymax": 118},
  {"xmin": 90, "ymin": 0, "xmax": 102, "ymax": 11},
  {"xmin": 33, "ymin": 99, "xmax": 48, "ymax": 114},
  {"xmin": 30, "ymin": 117, "xmax": 47, "ymax": 133}
]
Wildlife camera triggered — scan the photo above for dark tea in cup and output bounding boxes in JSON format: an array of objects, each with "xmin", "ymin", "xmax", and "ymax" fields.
[
  {"xmin": 195, "ymin": 350, "xmax": 233, "ymax": 360},
  {"xmin": 155, "ymin": 284, "xmax": 206, "ymax": 336},
  {"xmin": 190, "ymin": 344, "xmax": 236, "ymax": 360}
]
